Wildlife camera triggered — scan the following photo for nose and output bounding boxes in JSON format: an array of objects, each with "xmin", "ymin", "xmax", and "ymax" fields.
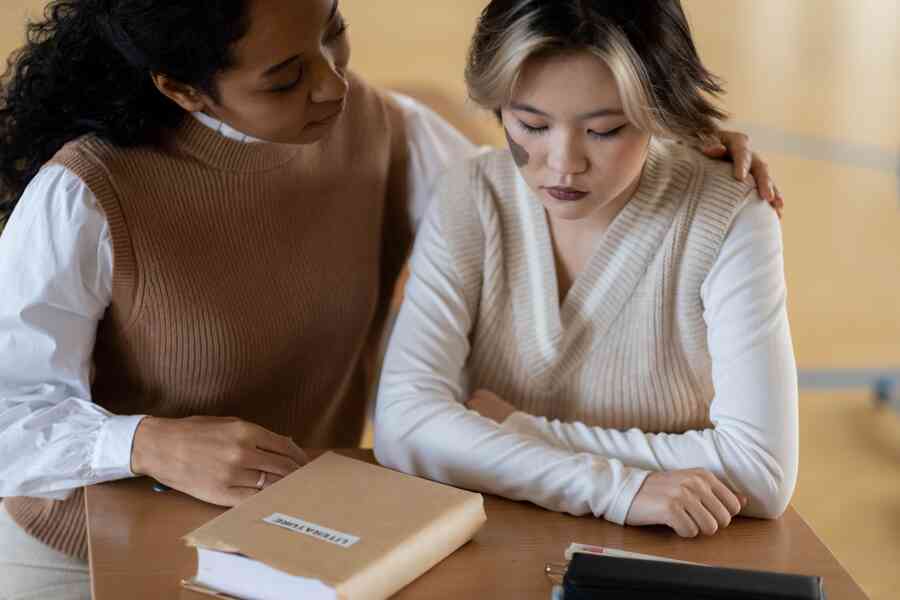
[
  {"xmin": 309, "ymin": 57, "xmax": 348, "ymax": 105},
  {"xmin": 547, "ymin": 132, "xmax": 588, "ymax": 176}
]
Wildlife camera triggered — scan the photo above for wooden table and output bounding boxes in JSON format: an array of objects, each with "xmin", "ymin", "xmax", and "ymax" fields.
[{"xmin": 85, "ymin": 449, "xmax": 868, "ymax": 599}]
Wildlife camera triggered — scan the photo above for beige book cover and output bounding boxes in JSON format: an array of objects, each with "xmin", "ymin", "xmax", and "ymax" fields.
[{"xmin": 182, "ymin": 452, "xmax": 486, "ymax": 600}]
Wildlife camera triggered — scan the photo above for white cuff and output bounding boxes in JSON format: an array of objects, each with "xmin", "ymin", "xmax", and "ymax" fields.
[
  {"xmin": 604, "ymin": 468, "xmax": 651, "ymax": 526},
  {"xmin": 92, "ymin": 414, "xmax": 147, "ymax": 478}
]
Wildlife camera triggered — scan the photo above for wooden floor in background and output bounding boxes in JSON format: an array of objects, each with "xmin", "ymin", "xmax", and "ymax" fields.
[{"xmin": 791, "ymin": 392, "xmax": 900, "ymax": 600}]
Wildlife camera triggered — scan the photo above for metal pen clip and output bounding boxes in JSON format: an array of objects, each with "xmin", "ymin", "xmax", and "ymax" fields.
[{"xmin": 545, "ymin": 561, "xmax": 569, "ymax": 585}]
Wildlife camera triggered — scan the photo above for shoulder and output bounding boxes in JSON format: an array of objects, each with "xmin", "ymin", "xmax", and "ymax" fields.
[
  {"xmin": 722, "ymin": 190, "xmax": 781, "ymax": 250},
  {"xmin": 43, "ymin": 135, "xmax": 124, "ymax": 206},
  {"xmin": 347, "ymin": 72, "xmax": 397, "ymax": 130},
  {"xmin": 428, "ymin": 149, "xmax": 525, "ymax": 256},
  {"xmin": 436, "ymin": 148, "xmax": 518, "ymax": 196},
  {"xmin": 430, "ymin": 148, "xmax": 520, "ymax": 217},
  {"xmin": 47, "ymin": 131, "xmax": 169, "ymax": 189},
  {"xmin": 654, "ymin": 138, "xmax": 756, "ymax": 216},
  {"xmin": 9, "ymin": 164, "xmax": 102, "ymax": 230},
  {"xmin": 383, "ymin": 92, "xmax": 474, "ymax": 153},
  {"xmin": 49, "ymin": 134, "xmax": 116, "ymax": 174}
]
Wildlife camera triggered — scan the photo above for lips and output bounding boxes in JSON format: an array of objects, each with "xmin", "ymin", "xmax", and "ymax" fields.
[{"xmin": 544, "ymin": 186, "xmax": 589, "ymax": 202}]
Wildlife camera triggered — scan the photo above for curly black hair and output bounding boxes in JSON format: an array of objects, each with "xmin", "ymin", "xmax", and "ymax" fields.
[{"xmin": 0, "ymin": 0, "xmax": 250, "ymax": 222}]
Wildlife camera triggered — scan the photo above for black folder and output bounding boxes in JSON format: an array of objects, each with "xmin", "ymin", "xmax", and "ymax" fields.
[{"xmin": 562, "ymin": 552, "xmax": 826, "ymax": 599}]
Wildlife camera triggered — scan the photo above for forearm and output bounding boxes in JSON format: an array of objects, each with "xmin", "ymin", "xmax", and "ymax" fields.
[
  {"xmin": 374, "ymin": 380, "xmax": 649, "ymax": 523},
  {"xmin": 503, "ymin": 410, "xmax": 795, "ymax": 518}
]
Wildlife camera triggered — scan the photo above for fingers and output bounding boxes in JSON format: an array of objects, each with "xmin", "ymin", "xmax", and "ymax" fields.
[
  {"xmin": 700, "ymin": 143, "xmax": 727, "ymax": 158},
  {"xmin": 748, "ymin": 155, "xmax": 785, "ymax": 219},
  {"xmin": 773, "ymin": 185, "xmax": 785, "ymax": 219},
  {"xmin": 707, "ymin": 477, "xmax": 743, "ymax": 518},
  {"xmin": 682, "ymin": 497, "xmax": 719, "ymax": 536},
  {"xmin": 673, "ymin": 471, "xmax": 743, "ymax": 537},
  {"xmin": 246, "ymin": 448, "xmax": 303, "ymax": 478},
  {"xmin": 749, "ymin": 156, "xmax": 774, "ymax": 202},
  {"xmin": 245, "ymin": 424, "xmax": 309, "ymax": 466},
  {"xmin": 718, "ymin": 131, "xmax": 752, "ymax": 181},
  {"xmin": 707, "ymin": 132, "xmax": 785, "ymax": 217},
  {"xmin": 233, "ymin": 468, "xmax": 285, "ymax": 489},
  {"xmin": 697, "ymin": 493, "xmax": 733, "ymax": 533},
  {"xmin": 669, "ymin": 506, "xmax": 700, "ymax": 538}
]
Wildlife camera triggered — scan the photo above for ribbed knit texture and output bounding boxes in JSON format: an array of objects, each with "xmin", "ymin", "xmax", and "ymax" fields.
[
  {"xmin": 438, "ymin": 139, "xmax": 753, "ymax": 435},
  {"xmin": 5, "ymin": 74, "xmax": 412, "ymax": 560}
]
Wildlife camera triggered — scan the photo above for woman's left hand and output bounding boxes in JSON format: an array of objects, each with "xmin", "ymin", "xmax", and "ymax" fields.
[
  {"xmin": 702, "ymin": 131, "xmax": 784, "ymax": 219},
  {"xmin": 466, "ymin": 389, "xmax": 517, "ymax": 424}
]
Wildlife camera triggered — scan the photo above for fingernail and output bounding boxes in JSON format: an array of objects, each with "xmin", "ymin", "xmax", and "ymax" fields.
[{"xmin": 768, "ymin": 182, "xmax": 775, "ymax": 200}]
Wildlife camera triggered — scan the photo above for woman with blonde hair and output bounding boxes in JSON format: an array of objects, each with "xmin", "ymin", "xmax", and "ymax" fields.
[{"xmin": 376, "ymin": 0, "xmax": 797, "ymax": 538}]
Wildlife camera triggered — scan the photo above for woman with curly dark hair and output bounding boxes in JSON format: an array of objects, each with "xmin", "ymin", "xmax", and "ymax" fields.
[{"xmin": 0, "ymin": 0, "xmax": 777, "ymax": 595}]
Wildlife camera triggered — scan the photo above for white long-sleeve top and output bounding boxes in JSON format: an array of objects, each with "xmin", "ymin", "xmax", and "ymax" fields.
[
  {"xmin": 0, "ymin": 95, "xmax": 475, "ymax": 500},
  {"xmin": 374, "ymin": 148, "xmax": 798, "ymax": 523}
]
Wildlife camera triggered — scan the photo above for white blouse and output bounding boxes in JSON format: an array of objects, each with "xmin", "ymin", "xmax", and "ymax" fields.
[{"xmin": 0, "ymin": 95, "xmax": 475, "ymax": 500}]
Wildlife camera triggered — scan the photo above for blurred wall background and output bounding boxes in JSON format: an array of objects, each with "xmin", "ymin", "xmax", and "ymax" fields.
[{"xmin": 2, "ymin": 2, "xmax": 899, "ymax": 598}]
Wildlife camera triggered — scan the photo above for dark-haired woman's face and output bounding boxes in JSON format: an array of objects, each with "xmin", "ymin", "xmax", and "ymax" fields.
[
  {"xmin": 500, "ymin": 51, "xmax": 650, "ymax": 224},
  {"xmin": 202, "ymin": 0, "xmax": 350, "ymax": 145}
]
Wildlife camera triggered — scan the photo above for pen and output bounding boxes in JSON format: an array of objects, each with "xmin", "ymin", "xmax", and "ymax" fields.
[{"xmin": 546, "ymin": 562, "xmax": 566, "ymax": 599}]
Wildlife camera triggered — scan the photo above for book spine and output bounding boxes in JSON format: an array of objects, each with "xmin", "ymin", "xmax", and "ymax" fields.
[{"xmin": 339, "ymin": 495, "xmax": 487, "ymax": 600}]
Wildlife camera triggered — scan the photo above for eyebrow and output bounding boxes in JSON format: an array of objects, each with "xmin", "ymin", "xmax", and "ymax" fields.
[
  {"xmin": 509, "ymin": 102, "xmax": 624, "ymax": 120},
  {"xmin": 261, "ymin": 0, "xmax": 339, "ymax": 78}
]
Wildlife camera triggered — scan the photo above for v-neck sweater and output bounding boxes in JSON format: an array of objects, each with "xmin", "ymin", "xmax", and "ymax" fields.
[{"xmin": 374, "ymin": 139, "xmax": 798, "ymax": 524}]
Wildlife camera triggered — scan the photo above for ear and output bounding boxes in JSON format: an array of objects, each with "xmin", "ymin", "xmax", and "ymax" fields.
[{"xmin": 151, "ymin": 73, "xmax": 209, "ymax": 113}]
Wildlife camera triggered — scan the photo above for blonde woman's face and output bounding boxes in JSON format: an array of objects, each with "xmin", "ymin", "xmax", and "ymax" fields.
[{"xmin": 500, "ymin": 51, "xmax": 650, "ymax": 222}]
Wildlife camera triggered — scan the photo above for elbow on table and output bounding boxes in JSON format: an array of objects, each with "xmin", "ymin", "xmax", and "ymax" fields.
[
  {"xmin": 749, "ymin": 483, "xmax": 794, "ymax": 520},
  {"xmin": 740, "ymin": 455, "xmax": 798, "ymax": 520}
]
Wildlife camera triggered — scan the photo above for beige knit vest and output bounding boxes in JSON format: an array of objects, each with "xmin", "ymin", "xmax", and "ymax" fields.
[
  {"xmin": 438, "ymin": 140, "xmax": 753, "ymax": 434},
  {"xmin": 5, "ymin": 74, "xmax": 411, "ymax": 559}
]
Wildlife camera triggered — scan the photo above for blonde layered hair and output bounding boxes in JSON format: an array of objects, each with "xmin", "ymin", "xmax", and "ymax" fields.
[{"xmin": 466, "ymin": 0, "xmax": 726, "ymax": 146}]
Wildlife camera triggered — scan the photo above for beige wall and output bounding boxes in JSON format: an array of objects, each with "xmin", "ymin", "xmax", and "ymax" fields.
[
  {"xmin": 0, "ymin": 2, "xmax": 43, "ymax": 60},
  {"xmin": 3, "ymin": 0, "xmax": 899, "ymax": 369}
]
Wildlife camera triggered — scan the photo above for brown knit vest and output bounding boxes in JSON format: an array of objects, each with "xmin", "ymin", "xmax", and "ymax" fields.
[{"xmin": 4, "ymin": 74, "xmax": 412, "ymax": 559}]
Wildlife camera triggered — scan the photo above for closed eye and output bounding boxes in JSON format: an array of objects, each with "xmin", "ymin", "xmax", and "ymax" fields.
[
  {"xmin": 270, "ymin": 69, "xmax": 303, "ymax": 93},
  {"xmin": 589, "ymin": 124, "xmax": 627, "ymax": 139},
  {"xmin": 518, "ymin": 119, "xmax": 548, "ymax": 135}
]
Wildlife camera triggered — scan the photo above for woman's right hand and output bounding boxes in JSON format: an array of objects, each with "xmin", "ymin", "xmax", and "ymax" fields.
[
  {"xmin": 625, "ymin": 469, "xmax": 748, "ymax": 537},
  {"xmin": 130, "ymin": 416, "xmax": 309, "ymax": 507}
]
